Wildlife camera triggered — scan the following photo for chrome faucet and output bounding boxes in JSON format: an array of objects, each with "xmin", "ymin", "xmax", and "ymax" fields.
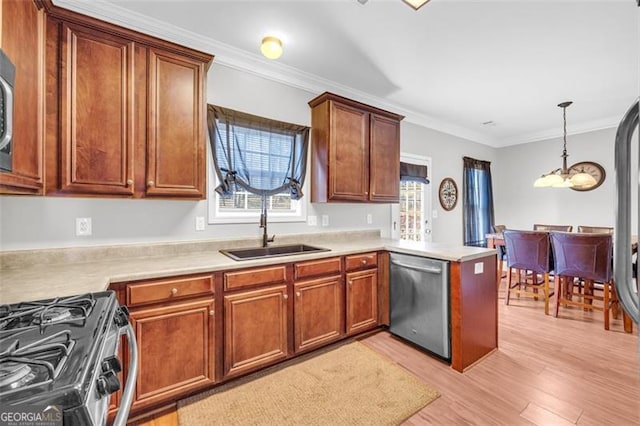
[{"xmin": 260, "ymin": 197, "xmax": 275, "ymax": 247}]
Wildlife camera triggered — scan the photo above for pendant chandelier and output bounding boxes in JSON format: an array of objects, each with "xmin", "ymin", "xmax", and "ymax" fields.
[{"xmin": 533, "ymin": 102, "xmax": 597, "ymax": 189}]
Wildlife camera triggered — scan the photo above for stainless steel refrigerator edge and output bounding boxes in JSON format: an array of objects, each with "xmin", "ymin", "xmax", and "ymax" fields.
[
  {"xmin": 613, "ymin": 0, "xmax": 639, "ymax": 363},
  {"xmin": 389, "ymin": 253, "xmax": 450, "ymax": 360}
]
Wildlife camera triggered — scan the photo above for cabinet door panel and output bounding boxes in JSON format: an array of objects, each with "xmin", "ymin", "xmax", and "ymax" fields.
[
  {"xmin": 346, "ymin": 269, "xmax": 378, "ymax": 335},
  {"xmin": 146, "ymin": 49, "xmax": 205, "ymax": 198},
  {"xmin": 369, "ymin": 114, "xmax": 400, "ymax": 202},
  {"xmin": 130, "ymin": 298, "xmax": 215, "ymax": 411},
  {"xmin": 224, "ymin": 285, "xmax": 288, "ymax": 378},
  {"xmin": 294, "ymin": 276, "xmax": 343, "ymax": 353},
  {"xmin": 329, "ymin": 102, "xmax": 369, "ymax": 201},
  {"xmin": 59, "ymin": 23, "xmax": 135, "ymax": 195},
  {"xmin": 0, "ymin": 0, "xmax": 44, "ymax": 194}
]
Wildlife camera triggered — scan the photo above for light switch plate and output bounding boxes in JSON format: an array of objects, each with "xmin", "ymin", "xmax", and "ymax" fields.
[
  {"xmin": 366, "ymin": 214, "xmax": 373, "ymax": 224},
  {"xmin": 474, "ymin": 262, "xmax": 484, "ymax": 274},
  {"xmin": 195, "ymin": 216, "xmax": 206, "ymax": 231},
  {"xmin": 321, "ymin": 215, "xmax": 329, "ymax": 226},
  {"xmin": 308, "ymin": 215, "xmax": 317, "ymax": 226}
]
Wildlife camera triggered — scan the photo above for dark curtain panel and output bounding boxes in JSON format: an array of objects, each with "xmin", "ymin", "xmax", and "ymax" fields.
[
  {"xmin": 463, "ymin": 156, "xmax": 495, "ymax": 247},
  {"xmin": 400, "ymin": 162, "xmax": 430, "ymax": 183},
  {"xmin": 207, "ymin": 105, "xmax": 310, "ymax": 200}
]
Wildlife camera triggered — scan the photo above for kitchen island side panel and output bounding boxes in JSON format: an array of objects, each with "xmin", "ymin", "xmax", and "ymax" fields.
[{"xmin": 450, "ymin": 253, "xmax": 498, "ymax": 372}]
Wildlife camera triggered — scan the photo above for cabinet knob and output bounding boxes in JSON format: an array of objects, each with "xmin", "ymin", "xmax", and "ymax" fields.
[
  {"xmin": 361, "ymin": 259, "xmax": 367, "ymax": 265},
  {"xmin": 365, "ymin": 191, "xmax": 369, "ymax": 195},
  {"xmin": 147, "ymin": 180, "xmax": 155, "ymax": 187},
  {"xmin": 209, "ymin": 310, "xmax": 215, "ymax": 316},
  {"xmin": 171, "ymin": 288, "xmax": 178, "ymax": 295},
  {"xmin": 126, "ymin": 179, "xmax": 133, "ymax": 186},
  {"xmin": 283, "ymin": 294, "xmax": 288, "ymax": 300},
  {"xmin": 348, "ymin": 280, "xmax": 353, "ymax": 286},
  {"xmin": 296, "ymin": 291, "xmax": 301, "ymax": 297}
]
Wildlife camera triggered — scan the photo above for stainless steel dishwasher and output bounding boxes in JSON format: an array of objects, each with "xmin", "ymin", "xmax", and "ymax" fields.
[{"xmin": 389, "ymin": 252, "xmax": 450, "ymax": 360}]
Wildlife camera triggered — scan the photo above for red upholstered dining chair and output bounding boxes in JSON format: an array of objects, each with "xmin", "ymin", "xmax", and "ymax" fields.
[
  {"xmin": 577, "ymin": 225, "xmax": 613, "ymax": 234},
  {"xmin": 503, "ymin": 230, "xmax": 553, "ymax": 315},
  {"xmin": 549, "ymin": 232, "xmax": 616, "ymax": 330},
  {"xmin": 533, "ymin": 224, "xmax": 573, "ymax": 232}
]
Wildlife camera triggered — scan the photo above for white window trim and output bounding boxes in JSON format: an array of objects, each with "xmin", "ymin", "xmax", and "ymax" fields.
[
  {"xmin": 206, "ymin": 143, "xmax": 308, "ymax": 224},
  {"xmin": 391, "ymin": 153, "xmax": 432, "ymax": 241}
]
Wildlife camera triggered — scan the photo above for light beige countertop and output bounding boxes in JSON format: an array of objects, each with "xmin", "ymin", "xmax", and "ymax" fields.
[{"xmin": 0, "ymin": 230, "xmax": 495, "ymax": 304}]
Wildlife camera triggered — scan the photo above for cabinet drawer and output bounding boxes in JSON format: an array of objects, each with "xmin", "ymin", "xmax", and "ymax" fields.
[
  {"xmin": 345, "ymin": 252, "xmax": 378, "ymax": 271},
  {"xmin": 127, "ymin": 274, "xmax": 214, "ymax": 306},
  {"xmin": 294, "ymin": 257, "xmax": 341, "ymax": 280},
  {"xmin": 224, "ymin": 265, "xmax": 287, "ymax": 291}
]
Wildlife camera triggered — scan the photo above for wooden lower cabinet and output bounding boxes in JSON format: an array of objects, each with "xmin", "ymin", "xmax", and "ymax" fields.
[
  {"xmin": 223, "ymin": 285, "xmax": 288, "ymax": 379},
  {"xmin": 346, "ymin": 268, "xmax": 378, "ymax": 335},
  {"xmin": 294, "ymin": 275, "xmax": 343, "ymax": 353},
  {"xmin": 129, "ymin": 297, "xmax": 215, "ymax": 412}
]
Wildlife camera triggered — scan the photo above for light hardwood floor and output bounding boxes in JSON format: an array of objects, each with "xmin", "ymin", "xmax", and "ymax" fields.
[{"xmin": 138, "ymin": 279, "xmax": 639, "ymax": 426}]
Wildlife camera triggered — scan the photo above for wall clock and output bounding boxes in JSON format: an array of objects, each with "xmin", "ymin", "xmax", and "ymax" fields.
[
  {"xmin": 438, "ymin": 177, "xmax": 458, "ymax": 211},
  {"xmin": 568, "ymin": 161, "xmax": 606, "ymax": 191}
]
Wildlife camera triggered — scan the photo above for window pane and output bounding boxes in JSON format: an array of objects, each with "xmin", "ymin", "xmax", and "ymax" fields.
[{"xmin": 399, "ymin": 180, "xmax": 424, "ymax": 242}]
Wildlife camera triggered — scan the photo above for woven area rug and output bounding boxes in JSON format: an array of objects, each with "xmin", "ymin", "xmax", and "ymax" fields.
[{"xmin": 177, "ymin": 341, "xmax": 439, "ymax": 425}]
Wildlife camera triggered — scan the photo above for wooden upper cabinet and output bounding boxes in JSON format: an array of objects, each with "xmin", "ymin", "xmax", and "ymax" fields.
[
  {"xmin": 369, "ymin": 114, "xmax": 400, "ymax": 202},
  {"xmin": 146, "ymin": 49, "xmax": 205, "ymax": 198},
  {"xmin": 328, "ymin": 102, "xmax": 369, "ymax": 201},
  {"xmin": 59, "ymin": 23, "xmax": 135, "ymax": 195},
  {"xmin": 309, "ymin": 92, "xmax": 403, "ymax": 203},
  {"xmin": 37, "ymin": 0, "xmax": 212, "ymax": 199},
  {"xmin": 0, "ymin": 0, "xmax": 45, "ymax": 194}
]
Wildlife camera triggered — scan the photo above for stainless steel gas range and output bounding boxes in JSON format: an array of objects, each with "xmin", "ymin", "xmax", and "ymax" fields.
[{"xmin": 0, "ymin": 291, "xmax": 137, "ymax": 426}]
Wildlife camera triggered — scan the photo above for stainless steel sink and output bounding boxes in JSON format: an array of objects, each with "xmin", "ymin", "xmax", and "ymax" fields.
[{"xmin": 220, "ymin": 244, "xmax": 330, "ymax": 261}]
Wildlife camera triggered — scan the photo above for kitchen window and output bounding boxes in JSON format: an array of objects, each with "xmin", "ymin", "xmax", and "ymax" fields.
[{"xmin": 206, "ymin": 105, "xmax": 309, "ymax": 223}]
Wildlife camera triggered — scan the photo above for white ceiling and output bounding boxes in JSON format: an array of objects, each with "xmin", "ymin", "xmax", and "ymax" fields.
[{"xmin": 58, "ymin": 0, "xmax": 639, "ymax": 147}]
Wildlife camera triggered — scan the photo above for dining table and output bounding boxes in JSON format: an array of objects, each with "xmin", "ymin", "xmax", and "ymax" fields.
[{"xmin": 485, "ymin": 232, "xmax": 637, "ymax": 333}]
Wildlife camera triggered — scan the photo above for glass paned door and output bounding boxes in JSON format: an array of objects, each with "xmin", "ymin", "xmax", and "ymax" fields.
[{"xmin": 391, "ymin": 154, "xmax": 432, "ymax": 242}]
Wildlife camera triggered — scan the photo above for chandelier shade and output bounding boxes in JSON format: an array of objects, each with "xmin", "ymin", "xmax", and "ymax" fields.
[{"xmin": 533, "ymin": 101, "xmax": 597, "ymax": 189}]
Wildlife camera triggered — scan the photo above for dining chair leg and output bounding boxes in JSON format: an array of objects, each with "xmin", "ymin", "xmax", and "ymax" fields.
[
  {"xmin": 505, "ymin": 267, "xmax": 512, "ymax": 305},
  {"xmin": 611, "ymin": 284, "xmax": 620, "ymax": 319},
  {"xmin": 554, "ymin": 276, "xmax": 562, "ymax": 317},
  {"xmin": 603, "ymin": 281, "xmax": 610, "ymax": 331},
  {"xmin": 543, "ymin": 273, "xmax": 550, "ymax": 315}
]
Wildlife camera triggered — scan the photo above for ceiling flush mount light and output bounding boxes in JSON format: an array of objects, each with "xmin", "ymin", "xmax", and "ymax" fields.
[
  {"xmin": 402, "ymin": 0, "xmax": 432, "ymax": 10},
  {"xmin": 357, "ymin": 0, "xmax": 433, "ymax": 10},
  {"xmin": 533, "ymin": 101, "xmax": 597, "ymax": 189},
  {"xmin": 261, "ymin": 36, "xmax": 283, "ymax": 60}
]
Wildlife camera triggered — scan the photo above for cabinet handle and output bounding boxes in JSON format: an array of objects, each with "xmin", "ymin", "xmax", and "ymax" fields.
[
  {"xmin": 209, "ymin": 310, "xmax": 215, "ymax": 316},
  {"xmin": 147, "ymin": 180, "xmax": 155, "ymax": 187},
  {"xmin": 283, "ymin": 294, "xmax": 288, "ymax": 300},
  {"xmin": 296, "ymin": 291, "xmax": 301, "ymax": 297},
  {"xmin": 126, "ymin": 179, "xmax": 133, "ymax": 186},
  {"xmin": 171, "ymin": 288, "xmax": 178, "ymax": 295}
]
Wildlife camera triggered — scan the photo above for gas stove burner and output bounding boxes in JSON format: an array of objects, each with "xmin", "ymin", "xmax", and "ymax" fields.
[
  {"xmin": 0, "ymin": 362, "xmax": 34, "ymax": 390},
  {"xmin": 0, "ymin": 294, "xmax": 96, "ymax": 335},
  {"xmin": 35, "ymin": 307, "xmax": 73, "ymax": 325}
]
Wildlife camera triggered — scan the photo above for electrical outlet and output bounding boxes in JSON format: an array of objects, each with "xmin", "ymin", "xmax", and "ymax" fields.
[
  {"xmin": 76, "ymin": 217, "xmax": 92, "ymax": 236},
  {"xmin": 432, "ymin": 210, "xmax": 438, "ymax": 218},
  {"xmin": 474, "ymin": 262, "xmax": 484, "ymax": 274},
  {"xmin": 307, "ymin": 215, "xmax": 318, "ymax": 226},
  {"xmin": 195, "ymin": 216, "xmax": 206, "ymax": 231},
  {"xmin": 321, "ymin": 215, "xmax": 329, "ymax": 227},
  {"xmin": 366, "ymin": 214, "xmax": 373, "ymax": 224}
]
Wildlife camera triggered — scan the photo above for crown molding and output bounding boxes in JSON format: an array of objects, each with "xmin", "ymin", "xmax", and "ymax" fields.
[
  {"xmin": 56, "ymin": 0, "xmax": 624, "ymax": 149},
  {"xmin": 499, "ymin": 115, "xmax": 621, "ymax": 148}
]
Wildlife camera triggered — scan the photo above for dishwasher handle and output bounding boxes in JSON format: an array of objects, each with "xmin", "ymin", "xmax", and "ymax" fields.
[{"xmin": 391, "ymin": 260, "xmax": 442, "ymax": 274}]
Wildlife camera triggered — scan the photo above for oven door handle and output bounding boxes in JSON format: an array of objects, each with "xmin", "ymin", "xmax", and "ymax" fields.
[{"xmin": 113, "ymin": 324, "xmax": 138, "ymax": 426}]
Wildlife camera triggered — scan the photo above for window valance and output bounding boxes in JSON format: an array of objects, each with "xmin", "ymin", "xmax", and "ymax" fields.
[
  {"xmin": 207, "ymin": 105, "xmax": 310, "ymax": 200},
  {"xmin": 400, "ymin": 161, "xmax": 430, "ymax": 184}
]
